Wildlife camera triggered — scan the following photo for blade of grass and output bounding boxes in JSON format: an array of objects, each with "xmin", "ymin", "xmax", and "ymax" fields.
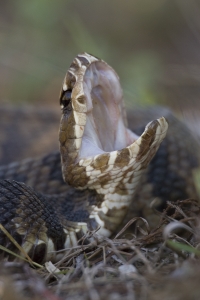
[
  {"xmin": 0, "ymin": 223, "xmax": 42, "ymax": 268},
  {"xmin": 0, "ymin": 244, "xmax": 43, "ymax": 268},
  {"xmin": 166, "ymin": 240, "xmax": 200, "ymax": 257}
]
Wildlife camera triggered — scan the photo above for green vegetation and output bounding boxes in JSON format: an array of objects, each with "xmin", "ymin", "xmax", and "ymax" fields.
[{"xmin": 1, "ymin": 0, "xmax": 185, "ymax": 106}]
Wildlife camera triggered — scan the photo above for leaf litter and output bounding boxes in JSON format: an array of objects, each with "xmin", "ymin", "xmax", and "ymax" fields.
[{"xmin": 0, "ymin": 198, "xmax": 200, "ymax": 300}]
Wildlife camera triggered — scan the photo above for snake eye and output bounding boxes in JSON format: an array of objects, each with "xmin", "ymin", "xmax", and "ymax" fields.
[{"xmin": 60, "ymin": 89, "xmax": 72, "ymax": 109}]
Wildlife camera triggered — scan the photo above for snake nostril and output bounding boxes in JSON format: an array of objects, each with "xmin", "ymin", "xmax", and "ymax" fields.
[{"xmin": 60, "ymin": 90, "xmax": 72, "ymax": 110}]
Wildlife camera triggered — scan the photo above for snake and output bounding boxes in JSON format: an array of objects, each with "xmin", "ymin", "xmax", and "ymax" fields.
[{"xmin": 0, "ymin": 53, "xmax": 199, "ymax": 264}]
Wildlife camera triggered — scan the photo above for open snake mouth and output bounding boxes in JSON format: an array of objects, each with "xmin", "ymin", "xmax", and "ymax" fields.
[
  {"xmin": 60, "ymin": 53, "xmax": 138, "ymax": 162},
  {"xmin": 80, "ymin": 60, "xmax": 139, "ymax": 158}
]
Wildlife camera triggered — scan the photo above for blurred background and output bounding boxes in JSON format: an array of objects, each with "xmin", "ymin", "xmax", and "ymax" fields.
[{"xmin": 0, "ymin": 0, "xmax": 200, "ymax": 122}]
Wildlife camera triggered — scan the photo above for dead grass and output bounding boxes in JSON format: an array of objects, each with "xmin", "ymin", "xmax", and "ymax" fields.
[{"xmin": 1, "ymin": 198, "xmax": 200, "ymax": 300}]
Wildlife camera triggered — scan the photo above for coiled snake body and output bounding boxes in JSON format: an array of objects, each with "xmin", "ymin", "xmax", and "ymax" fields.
[{"xmin": 0, "ymin": 53, "xmax": 199, "ymax": 264}]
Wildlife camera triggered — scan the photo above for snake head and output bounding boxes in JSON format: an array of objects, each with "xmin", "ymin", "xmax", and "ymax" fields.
[{"xmin": 59, "ymin": 53, "xmax": 168, "ymax": 234}]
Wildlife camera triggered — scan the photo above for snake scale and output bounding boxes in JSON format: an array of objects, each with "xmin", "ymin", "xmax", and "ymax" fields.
[{"xmin": 0, "ymin": 53, "xmax": 199, "ymax": 264}]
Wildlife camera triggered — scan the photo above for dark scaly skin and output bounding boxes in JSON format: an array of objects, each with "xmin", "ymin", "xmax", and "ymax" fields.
[
  {"xmin": 0, "ymin": 106, "xmax": 199, "ymax": 262},
  {"xmin": 0, "ymin": 179, "xmax": 101, "ymax": 263},
  {"xmin": 0, "ymin": 105, "xmax": 60, "ymax": 165},
  {"xmin": 0, "ymin": 180, "xmax": 66, "ymax": 264}
]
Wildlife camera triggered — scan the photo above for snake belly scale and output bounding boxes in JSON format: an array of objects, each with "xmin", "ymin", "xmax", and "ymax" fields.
[{"xmin": 0, "ymin": 52, "xmax": 190, "ymax": 264}]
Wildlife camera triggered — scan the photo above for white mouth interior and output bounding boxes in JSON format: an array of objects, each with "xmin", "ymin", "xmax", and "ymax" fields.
[{"xmin": 79, "ymin": 61, "xmax": 138, "ymax": 159}]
